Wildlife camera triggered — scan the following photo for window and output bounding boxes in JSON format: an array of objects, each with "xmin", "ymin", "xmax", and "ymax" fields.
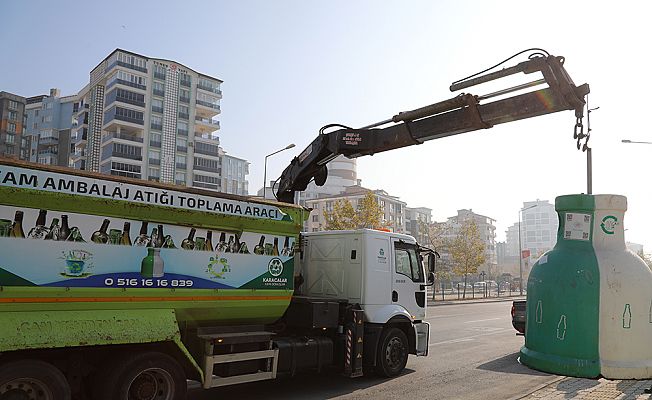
[
  {"xmin": 312, "ymin": 215, "xmax": 319, "ymax": 222},
  {"xmin": 178, "ymin": 105, "xmax": 189, "ymax": 118},
  {"xmin": 5, "ymin": 134, "xmax": 15, "ymax": 144},
  {"xmin": 176, "ymin": 155, "xmax": 186, "ymax": 167},
  {"xmin": 175, "ymin": 172, "xmax": 185, "ymax": 182},
  {"xmin": 179, "ymin": 88, "xmax": 190, "ymax": 101},
  {"xmin": 148, "ymin": 167, "xmax": 160, "ymax": 178},
  {"xmin": 8, "ymin": 111, "xmax": 17, "ymax": 121},
  {"xmin": 177, "ymin": 121, "xmax": 188, "ymax": 134},
  {"xmin": 8, "ymin": 100, "xmax": 18, "ymax": 110},
  {"xmin": 151, "ymin": 98, "xmax": 163, "ymax": 113},
  {"xmin": 7, "ymin": 122, "xmax": 16, "ymax": 133},
  {"xmin": 176, "ymin": 137, "xmax": 187, "ymax": 149},
  {"xmin": 44, "ymin": 115, "xmax": 52, "ymax": 123},
  {"xmin": 150, "ymin": 115, "xmax": 162, "ymax": 130},
  {"xmin": 394, "ymin": 243, "xmax": 424, "ymax": 283}
]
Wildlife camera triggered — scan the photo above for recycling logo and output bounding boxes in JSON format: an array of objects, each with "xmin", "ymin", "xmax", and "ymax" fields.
[
  {"xmin": 600, "ymin": 215, "xmax": 618, "ymax": 235},
  {"xmin": 268, "ymin": 258, "xmax": 283, "ymax": 277}
]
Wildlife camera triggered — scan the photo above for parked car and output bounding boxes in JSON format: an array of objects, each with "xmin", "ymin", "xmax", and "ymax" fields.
[{"xmin": 511, "ymin": 300, "xmax": 527, "ymax": 335}]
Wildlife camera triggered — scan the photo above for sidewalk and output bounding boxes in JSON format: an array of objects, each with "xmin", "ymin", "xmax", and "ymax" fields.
[
  {"xmin": 517, "ymin": 376, "xmax": 652, "ymax": 399},
  {"xmin": 427, "ymin": 292, "xmax": 525, "ymax": 306}
]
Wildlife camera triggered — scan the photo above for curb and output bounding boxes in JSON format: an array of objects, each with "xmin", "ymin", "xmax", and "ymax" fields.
[
  {"xmin": 506, "ymin": 376, "xmax": 566, "ymax": 400},
  {"xmin": 427, "ymin": 296, "xmax": 526, "ymax": 307}
]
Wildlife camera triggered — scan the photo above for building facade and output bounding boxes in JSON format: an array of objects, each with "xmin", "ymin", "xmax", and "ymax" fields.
[
  {"xmin": 505, "ymin": 200, "xmax": 558, "ymax": 270},
  {"xmin": 0, "ymin": 92, "xmax": 28, "ymax": 160},
  {"xmin": 405, "ymin": 206, "xmax": 432, "ymax": 245},
  {"xmin": 25, "ymin": 88, "xmax": 76, "ymax": 166},
  {"xmin": 441, "ymin": 209, "xmax": 498, "ymax": 276},
  {"xmin": 68, "ymin": 49, "xmax": 248, "ymax": 195},
  {"xmin": 304, "ymin": 185, "xmax": 407, "ymax": 233}
]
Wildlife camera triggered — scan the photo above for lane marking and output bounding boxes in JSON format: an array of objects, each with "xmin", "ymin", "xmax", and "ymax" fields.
[
  {"xmin": 464, "ymin": 317, "xmax": 502, "ymax": 324},
  {"xmin": 429, "ymin": 328, "xmax": 512, "ymax": 347}
]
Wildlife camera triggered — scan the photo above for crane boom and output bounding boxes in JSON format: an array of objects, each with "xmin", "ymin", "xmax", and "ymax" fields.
[{"xmin": 275, "ymin": 53, "xmax": 590, "ymax": 203}]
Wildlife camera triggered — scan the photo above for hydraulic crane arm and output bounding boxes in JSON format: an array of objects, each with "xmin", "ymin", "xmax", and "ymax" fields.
[{"xmin": 275, "ymin": 53, "xmax": 589, "ymax": 203}]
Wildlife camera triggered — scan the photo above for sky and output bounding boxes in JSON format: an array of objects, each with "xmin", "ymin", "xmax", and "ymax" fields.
[{"xmin": 2, "ymin": 0, "xmax": 651, "ymax": 249}]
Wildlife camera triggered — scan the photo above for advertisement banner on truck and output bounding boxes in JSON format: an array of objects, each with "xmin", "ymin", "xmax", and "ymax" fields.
[
  {"xmin": 0, "ymin": 165, "xmax": 291, "ymax": 222},
  {"xmin": 0, "ymin": 205, "xmax": 295, "ymax": 290}
]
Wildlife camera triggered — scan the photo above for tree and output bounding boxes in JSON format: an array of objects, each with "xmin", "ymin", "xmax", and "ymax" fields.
[
  {"xmin": 450, "ymin": 219, "xmax": 486, "ymax": 299},
  {"xmin": 356, "ymin": 192, "xmax": 385, "ymax": 229},
  {"xmin": 323, "ymin": 199, "xmax": 358, "ymax": 230},
  {"xmin": 323, "ymin": 191, "xmax": 385, "ymax": 231},
  {"xmin": 421, "ymin": 220, "xmax": 452, "ymax": 299}
]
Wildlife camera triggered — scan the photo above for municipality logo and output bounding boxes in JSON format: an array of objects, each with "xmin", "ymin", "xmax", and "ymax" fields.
[
  {"xmin": 601, "ymin": 215, "xmax": 618, "ymax": 235},
  {"xmin": 268, "ymin": 258, "xmax": 283, "ymax": 277}
]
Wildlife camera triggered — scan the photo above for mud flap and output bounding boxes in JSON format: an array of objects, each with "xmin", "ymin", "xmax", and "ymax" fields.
[{"xmin": 414, "ymin": 322, "xmax": 430, "ymax": 356}]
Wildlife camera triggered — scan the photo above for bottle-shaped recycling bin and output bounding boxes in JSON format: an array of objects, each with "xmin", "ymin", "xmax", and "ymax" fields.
[{"xmin": 521, "ymin": 194, "xmax": 652, "ymax": 379}]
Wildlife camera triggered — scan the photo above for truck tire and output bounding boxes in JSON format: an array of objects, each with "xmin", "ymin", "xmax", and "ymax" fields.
[
  {"xmin": 0, "ymin": 359, "xmax": 71, "ymax": 400},
  {"xmin": 374, "ymin": 327, "xmax": 408, "ymax": 377},
  {"xmin": 94, "ymin": 352, "xmax": 186, "ymax": 400}
]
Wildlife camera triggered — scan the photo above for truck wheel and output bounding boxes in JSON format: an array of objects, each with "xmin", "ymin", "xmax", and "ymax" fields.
[
  {"xmin": 95, "ymin": 352, "xmax": 186, "ymax": 400},
  {"xmin": 0, "ymin": 359, "xmax": 71, "ymax": 400},
  {"xmin": 374, "ymin": 327, "xmax": 408, "ymax": 377}
]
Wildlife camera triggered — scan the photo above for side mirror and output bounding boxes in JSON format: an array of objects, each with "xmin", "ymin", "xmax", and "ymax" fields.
[
  {"xmin": 426, "ymin": 272, "xmax": 435, "ymax": 286},
  {"xmin": 428, "ymin": 253, "xmax": 435, "ymax": 273}
]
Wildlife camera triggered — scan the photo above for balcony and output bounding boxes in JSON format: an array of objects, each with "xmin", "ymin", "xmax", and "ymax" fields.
[
  {"xmin": 179, "ymin": 96, "xmax": 190, "ymax": 104},
  {"xmin": 177, "ymin": 145, "xmax": 188, "ymax": 153},
  {"xmin": 197, "ymin": 83, "xmax": 222, "ymax": 96},
  {"xmin": 150, "ymin": 140, "xmax": 161, "ymax": 148},
  {"xmin": 101, "ymin": 148, "xmax": 142, "ymax": 162},
  {"xmin": 150, "ymin": 123, "xmax": 163, "ymax": 131},
  {"xmin": 178, "ymin": 112, "xmax": 189, "ymax": 120},
  {"xmin": 176, "ymin": 163, "xmax": 187, "ymax": 170},
  {"xmin": 107, "ymin": 78, "xmax": 146, "ymax": 92},
  {"xmin": 151, "ymin": 106, "xmax": 164, "ymax": 114},
  {"xmin": 193, "ymin": 164, "xmax": 220, "ymax": 174},
  {"xmin": 149, "ymin": 158, "xmax": 160, "ymax": 165},
  {"xmin": 177, "ymin": 129, "xmax": 188, "ymax": 136},
  {"xmin": 39, "ymin": 136, "xmax": 59, "ymax": 145},
  {"xmin": 195, "ymin": 146, "xmax": 220, "ymax": 157},
  {"xmin": 101, "ymin": 132, "xmax": 144, "ymax": 144},
  {"xmin": 71, "ymin": 149, "xmax": 86, "ymax": 159},
  {"xmin": 194, "ymin": 117, "xmax": 220, "ymax": 134},
  {"xmin": 38, "ymin": 149, "xmax": 58, "ymax": 157},
  {"xmin": 107, "ymin": 60, "xmax": 147, "ymax": 74},
  {"xmin": 153, "ymin": 89, "xmax": 165, "ymax": 97},
  {"xmin": 195, "ymin": 133, "xmax": 220, "ymax": 143},
  {"xmin": 195, "ymin": 100, "xmax": 220, "ymax": 118},
  {"xmin": 154, "ymin": 71, "xmax": 166, "ymax": 80},
  {"xmin": 180, "ymin": 79, "xmax": 191, "ymax": 88},
  {"xmin": 103, "ymin": 107, "xmax": 144, "ymax": 133}
]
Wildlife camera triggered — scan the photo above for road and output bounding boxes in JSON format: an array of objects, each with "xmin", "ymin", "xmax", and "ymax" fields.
[{"xmin": 188, "ymin": 301, "xmax": 556, "ymax": 400}]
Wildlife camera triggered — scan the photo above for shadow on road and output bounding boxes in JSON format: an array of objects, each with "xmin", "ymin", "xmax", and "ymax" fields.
[
  {"xmin": 188, "ymin": 368, "xmax": 416, "ymax": 400},
  {"xmin": 477, "ymin": 352, "xmax": 553, "ymax": 377}
]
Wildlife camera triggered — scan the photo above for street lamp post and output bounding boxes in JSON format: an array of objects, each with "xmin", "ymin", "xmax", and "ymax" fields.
[
  {"xmin": 518, "ymin": 204, "xmax": 538, "ymax": 295},
  {"xmin": 263, "ymin": 143, "xmax": 295, "ymax": 199}
]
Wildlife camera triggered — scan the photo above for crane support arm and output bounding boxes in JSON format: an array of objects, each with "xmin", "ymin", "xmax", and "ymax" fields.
[{"xmin": 276, "ymin": 54, "xmax": 589, "ymax": 203}]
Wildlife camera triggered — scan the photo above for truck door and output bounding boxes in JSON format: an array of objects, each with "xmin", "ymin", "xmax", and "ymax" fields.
[{"xmin": 391, "ymin": 239, "xmax": 426, "ymax": 320}]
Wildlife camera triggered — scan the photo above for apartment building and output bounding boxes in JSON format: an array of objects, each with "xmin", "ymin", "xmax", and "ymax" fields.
[
  {"xmin": 0, "ymin": 91, "xmax": 29, "ymax": 160},
  {"xmin": 405, "ymin": 206, "xmax": 432, "ymax": 245},
  {"xmin": 304, "ymin": 185, "xmax": 407, "ymax": 233},
  {"xmin": 69, "ymin": 49, "xmax": 247, "ymax": 194},
  {"xmin": 441, "ymin": 209, "xmax": 498, "ymax": 276},
  {"xmin": 25, "ymin": 88, "xmax": 76, "ymax": 166},
  {"xmin": 505, "ymin": 200, "xmax": 558, "ymax": 268}
]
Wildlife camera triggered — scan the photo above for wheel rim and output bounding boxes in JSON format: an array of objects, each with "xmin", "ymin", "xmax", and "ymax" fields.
[
  {"xmin": 385, "ymin": 336, "xmax": 406, "ymax": 371},
  {"xmin": 127, "ymin": 368, "xmax": 175, "ymax": 400},
  {"xmin": 0, "ymin": 378, "xmax": 53, "ymax": 400}
]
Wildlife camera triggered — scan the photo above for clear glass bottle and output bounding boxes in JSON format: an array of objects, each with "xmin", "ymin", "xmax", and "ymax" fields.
[
  {"xmin": 141, "ymin": 247, "xmax": 165, "ymax": 278},
  {"xmin": 134, "ymin": 221, "xmax": 150, "ymax": 246},
  {"xmin": 281, "ymin": 236, "xmax": 292, "ymax": 256},
  {"xmin": 44, "ymin": 218, "xmax": 60, "ymax": 240},
  {"xmin": 10, "ymin": 210, "xmax": 25, "ymax": 238},
  {"xmin": 272, "ymin": 237, "xmax": 280, "ymax": 256},
  {"xmin": 28, "ymin": 209, "xmax": 49, "ymax": 239},
  {"xmin": 225, "ymin": 236, "xmax": 235, "ymax": 253},
  {"xmin": 120, "ymin": 222, "xmax": 132, "ymax": 246},
  {"xmin": 216, "ymin": 232, "xmax": 228, "ymax": 253},
  {"xmin": 205, "ymin": 231, "xmax": 214, "ymax": 252}
]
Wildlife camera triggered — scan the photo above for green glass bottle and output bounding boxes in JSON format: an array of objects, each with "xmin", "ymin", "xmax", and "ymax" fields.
[
  {"xmin": 181, "ymin": 228, "xmax": 196, "ymax": 250},
  {"xmin": 141, "ymin": 247, "xmax": 164, "ymax": 278},
  {"xmin": 59, "ymin": 215, "xmax": 71, "ymax": 241},
  {"xmin": 253, "ymin": 235, "xmax": 265, "ymax": 255},
  {"xmin": 91, "ymin": 219, "xmax": 110, "ymax": 244}
]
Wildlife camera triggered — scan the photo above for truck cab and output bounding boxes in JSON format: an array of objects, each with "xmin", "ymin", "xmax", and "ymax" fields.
[{"xmin": 297, "ymin": 229, "xmax": 431, "ymax": 373}]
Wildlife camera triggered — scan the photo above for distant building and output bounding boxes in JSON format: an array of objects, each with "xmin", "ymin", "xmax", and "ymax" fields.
[
  {"xmin": 405, "ymin": 207, "xmax": 432, "ymax": 245},
  {"xmin": 506, "ymin": 200, "xmax": 558, "ymax": 273},
  {"xmin": 626, "ymin": 242, "xmax": 644, "ymax": 254},
  {"xmin": 25, "ymin": 88, "xmax": 76, "ymax": 166},
  {"xmin": 441, "ymin": 209, "xmax": 497, "ymax": 277},
  {"xmin": 70, "ymin": 48, "xmax": 248, "ymax": 194},
  {"xmin": 0, "ymin": 91, "xmax": 29, "ymax": 160},
  {"xmin": 304, "ymin": 185, "xmax": 407, "ymax": 233}
]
